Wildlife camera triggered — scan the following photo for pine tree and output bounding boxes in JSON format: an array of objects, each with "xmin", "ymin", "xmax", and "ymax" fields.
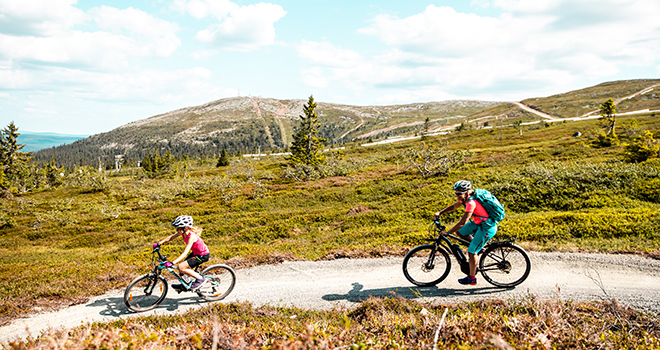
[
  {"xmin": 0, "ymin": 121, "xmax": 32, "ymax": 177},
  {"xmin": 288, "ymin": 95, "xmax": 327, "ymax": 166},
  {"xmin": 599, "ymin": 98, "xmax": 617, "ymax": 136},
  {"xmin": 0, "ymin": 121, "xmax": 32, "ymax": 181},
  {"xmin": 217, "ymin": 148, "xmax": 230, "ymax": 167}
]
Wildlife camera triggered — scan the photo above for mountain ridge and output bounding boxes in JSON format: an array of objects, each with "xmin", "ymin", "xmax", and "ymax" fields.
[{"xmin": 31, "ymin": 78, "xmax": 660, "ymax": 167}]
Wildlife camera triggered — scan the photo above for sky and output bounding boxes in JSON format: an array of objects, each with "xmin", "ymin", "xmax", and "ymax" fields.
[{"xmin": 1, "ymin": 0, "xmax": 659, "ymax": 135}]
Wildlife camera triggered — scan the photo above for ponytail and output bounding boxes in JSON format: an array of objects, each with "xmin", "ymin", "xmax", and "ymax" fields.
[{"xmin": 190, "ymin": 226, "xmax": 203, "ymax": 237}]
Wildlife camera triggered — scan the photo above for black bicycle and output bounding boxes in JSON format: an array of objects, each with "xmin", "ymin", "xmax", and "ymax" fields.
[
  {"xmin": 124, "ymin": 245, "xmax": 236, "ymax": 312},
  {"xmin": 402, "ymin": 220, "xmax": 531, "ymax": 287}
]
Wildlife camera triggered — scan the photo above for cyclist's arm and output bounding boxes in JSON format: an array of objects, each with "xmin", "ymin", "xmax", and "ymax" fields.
[
  {"xmin": 158, "ymin": 232, "xmax": 181, "ymax": 246},
  {"xmin": 172, "ymin": 234, "xmax": 196, "ymax": 265},
  {"xmin": 435, "ymin": 201, "xmax": 462, "ymax": 217}
]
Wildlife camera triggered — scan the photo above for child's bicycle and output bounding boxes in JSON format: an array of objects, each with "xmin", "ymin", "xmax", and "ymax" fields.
[
  {"xmin": 402, "ymin": 220, "xmax": 531, "ymax": 287},
  {"xmin": 124, "ymin": 245, "xmax": 236, "ymax": 312}
]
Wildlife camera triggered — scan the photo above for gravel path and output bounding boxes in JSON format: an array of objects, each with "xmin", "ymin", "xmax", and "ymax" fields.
[{"xmin": 2, "ymin": 252, "xmax": 659, "ymax": 344}]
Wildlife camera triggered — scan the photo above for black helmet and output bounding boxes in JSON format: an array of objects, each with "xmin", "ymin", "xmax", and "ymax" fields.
[
  {"xmin": 453, "ymin": 180, "xmax": 472, "ymax": 193},
  {"xmin": 172, "ymin": 215, "xmax": 193, "ymax": 228}
]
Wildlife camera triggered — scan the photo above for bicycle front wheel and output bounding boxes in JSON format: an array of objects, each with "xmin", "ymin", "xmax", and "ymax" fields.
[
  {"xmin": 197, "ymin": 264, "xmax": 236, "ymax": 301},
  {"xmin": 479, "ymin": 243, "xmax": 531, "ymax": 288},
  {"xmin": 402, "ymin": 245, "xmax": 451, "ymax": 287},
  {"xmin": 124, "ymin": 273, "xmax": 168, "ymax": 312}
]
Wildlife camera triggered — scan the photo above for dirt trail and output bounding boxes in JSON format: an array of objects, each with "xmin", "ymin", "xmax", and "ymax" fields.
[
  {"xmin": 2, "ymin": 252, "xmax": 659, "ymax": 344},
  {"xmin": 512, "ymin": 102, "xmax": 560, "ymax": 121},
  {"xmin": 251, "ymin": 97, "xmax": 275, "ymax": 148},
  {"xmin": 270, "ymin": 99, "xmax": 290, "ymax": 145}
]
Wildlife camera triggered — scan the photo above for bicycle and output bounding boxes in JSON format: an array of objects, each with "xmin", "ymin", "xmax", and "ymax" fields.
[
  {"xmin": 402, "ymin": 220, "xmax": 531, "ymax": 287},
  {"xmin": 124, "ymin": 245, "xmax": 236, "ymax": 312}
]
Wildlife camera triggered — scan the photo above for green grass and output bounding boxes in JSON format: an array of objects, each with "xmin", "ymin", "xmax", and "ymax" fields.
[
  {"xmin": 1, "ymin": 113, "xmax": 659, "ymax": 327},
  {"xmin": 522, "ymin": 79, "xmax": 660, "ymax": 118}
]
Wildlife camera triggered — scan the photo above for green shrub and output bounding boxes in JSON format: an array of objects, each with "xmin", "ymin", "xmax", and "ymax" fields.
[
  {"xmin": 592, "ymin": 131, "xmax": 619, "ymax": 147},
  {"xmin": 624, "ymin": 130, "xmax": 659, "ymax": 162},
  {"xmin": 501, "ymin": 209, "xmax": 660, "ymax": 241},
  {"xmin": 486, "ymin": 161, "xmax": 660, "ymax": 211},
  {"xmin": 0, "ymin": 212, "xmax": 16, "ymax": 229}
]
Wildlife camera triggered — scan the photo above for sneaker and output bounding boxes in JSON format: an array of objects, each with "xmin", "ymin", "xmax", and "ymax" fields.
[
  {"xmin": 458, "ymin": 275, "xmax": 477, "ymax": 285},
  {"xmin": 191, "ymin": 277, "xmax": 208, "ymax": 291},
  {"xmin": 172, "ymin": 283, "xmax": 185, "ymax": 292}
]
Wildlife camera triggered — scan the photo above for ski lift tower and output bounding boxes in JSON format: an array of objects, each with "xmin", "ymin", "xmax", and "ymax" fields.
[{"xmin": 114, "ymin": 155, "xmax": 124, "ymax": 171}]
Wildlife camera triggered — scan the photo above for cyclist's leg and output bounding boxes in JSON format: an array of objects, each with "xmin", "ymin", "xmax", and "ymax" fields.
[
  {"xmin": 178, "ymin": 258, "xmax": 203, "ymax": 280},
  {"xmin": 458, "ymin": 221, "xmax": 478, "ymax": 242},
  {"xmin": 466, "ymin": 220, "xmax": 497, "ymax": 277},
  {"xmin": 467, "ymin": 220, "xmax": 498, "ymax": 255}
]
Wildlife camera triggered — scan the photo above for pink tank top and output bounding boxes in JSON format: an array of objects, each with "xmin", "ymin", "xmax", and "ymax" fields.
[
  {"xmin": 182, "ymin": 232, "xmax": 210, "ymax": 256},
  {"xmin": 465, "ymin": 198, "xmax": 489, "ymax": 224}
]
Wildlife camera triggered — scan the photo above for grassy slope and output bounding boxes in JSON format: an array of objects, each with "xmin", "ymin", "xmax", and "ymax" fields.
[
  {"xmin": 1, "ymin": 112, "xmax": 660, "ymax": 344},
  {"xmin": 521, "ymin": 79, "xmax": 660, "ymax": 118}
]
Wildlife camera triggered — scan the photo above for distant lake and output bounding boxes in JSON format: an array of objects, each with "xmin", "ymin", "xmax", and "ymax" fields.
[{"xmin": 17, "ymin": 131, "xmax": 88, "ymax": 152}]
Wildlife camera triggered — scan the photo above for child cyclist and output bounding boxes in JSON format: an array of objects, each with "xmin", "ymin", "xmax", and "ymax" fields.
[
  {"xmin": 155, "ymin": 215, "xmax": 210, "ymax": 291},
  {"xmin": 434, "ymin": 180, "xmax": 497, "ymax": 286}
]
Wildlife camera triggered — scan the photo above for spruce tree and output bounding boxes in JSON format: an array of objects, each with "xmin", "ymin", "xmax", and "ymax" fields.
[
  {"xmin": 217, "ymin": 148, "xmax": 230, "ymax": 167},
  {"xmin": 288, "ymin": 95, "xmax": 327, "ymax": 166},
  {"xmin": 0, "ymin": 121, "xmax": 32, "ymax": 177}
]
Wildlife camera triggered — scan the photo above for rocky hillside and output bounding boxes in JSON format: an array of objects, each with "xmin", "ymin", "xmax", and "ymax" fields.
[{"xmin": 33, "ymin": 97, "xmax": 499, "ymax": 167}]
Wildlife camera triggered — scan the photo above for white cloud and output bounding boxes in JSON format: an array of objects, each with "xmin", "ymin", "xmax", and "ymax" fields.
[
  {"xmin": 0, "ymin": 3, "xmax": 180, "ymax": 70},
  {"xmin": 300, "ymin": 67, "xmax": 329, "ymax": 88},
  {"xmin": 174, "ymin": 0, "xmax": 286, "ymax": 52},
  {"xmin": 298, "ymin": 0, "xmax": 660, "ymax": 101},
  {"xmin": 171, "ymin": 0, "xmax": 237, "ymax": 19},
  {"xmin": 0, "ymin": 0, "xmax": 87, "ymax": 36},
  {"xmin": 297, "ymin": 40, "xmax": 364, "ymax": 68},
  {"xmin": 89, "ymin": 6, "xmax": 181, "ymax": 58},
  {"xmin": 24, "ymin": 107, "xmax": 58, "ymax": 114},
  {"xmin": 191, "ymin": 49, "xmax": 220, "ymax": 60}
]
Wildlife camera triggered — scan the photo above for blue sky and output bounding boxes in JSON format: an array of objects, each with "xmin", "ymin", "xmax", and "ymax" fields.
[{"xmin": 1, "ymin": 0, "xmax": 659, "ymax": 135}]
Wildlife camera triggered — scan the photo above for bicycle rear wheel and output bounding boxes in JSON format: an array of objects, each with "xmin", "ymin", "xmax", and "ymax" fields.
[
  {"xmin": 124, "ymin": 273, "xmax": 168, "ymax": 312},
  {"xmin": 402, "ymin": 245, "xmax": 451, "ymax": 287},
  {"xmin": 197, "ymin": 264, "xmax": 236, "ymax": 301},
  {"xmin": 479, "ymin": 243, "xmax": 531, "ymax": 287}
]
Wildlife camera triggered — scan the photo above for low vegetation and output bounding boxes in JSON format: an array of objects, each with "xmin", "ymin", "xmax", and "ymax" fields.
[
  {"xmin": 4, "ymin": 296, "xmax": 659, "ymax": 349},
  {"xmin": 1, "ymin": 91, "xmax": 660, "ymax": 346}
]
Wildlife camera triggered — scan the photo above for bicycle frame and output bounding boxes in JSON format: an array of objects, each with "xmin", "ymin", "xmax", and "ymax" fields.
[
  {"xmin": 424, "ymin": 221, "xmax": 472, "ymax": 274},
  {"xmin": 151, "ymin": 246, "xmax": 197, "ymax": 291}
]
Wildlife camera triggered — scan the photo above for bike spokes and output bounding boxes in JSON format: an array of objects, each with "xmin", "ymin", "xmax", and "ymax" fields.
[{"xmin": 479, "ymin": 244, "xmax": 531, "ymax": 287}]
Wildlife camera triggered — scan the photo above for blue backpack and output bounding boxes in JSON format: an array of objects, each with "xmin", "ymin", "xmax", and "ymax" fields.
[{"xmin": 469, "ymin": 189, "xmax": 505, "ymax": 222}]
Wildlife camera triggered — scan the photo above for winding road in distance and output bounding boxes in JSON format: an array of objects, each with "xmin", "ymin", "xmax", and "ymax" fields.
[{"xmin": 2, "ymin": 252, "xmax": 659, "ymax": 344}]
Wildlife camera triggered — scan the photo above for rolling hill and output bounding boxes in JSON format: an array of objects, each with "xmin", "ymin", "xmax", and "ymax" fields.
[
  {"xmin": 32, "ymin": 79, "xmax": 660, "ymax": 167},
  {"xmin": 32, "ymin": 97, "xmax": 499, "ymax": 167}
]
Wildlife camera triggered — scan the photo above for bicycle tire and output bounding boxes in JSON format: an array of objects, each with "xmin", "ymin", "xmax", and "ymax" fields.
[
  {"xmin": 402, "ymin": 244, "xmax": 451, "ymax": 287},
  {"xmin": 196, "ymin": 264, "xmax": 236, "ymax": 301},
  {"xmin": 124, "ymin": 273, "xmax": 168, "ymax": 312},
  {"xmin": 479, "ymin": 243, "xmax": 531, "ymax": 288}
]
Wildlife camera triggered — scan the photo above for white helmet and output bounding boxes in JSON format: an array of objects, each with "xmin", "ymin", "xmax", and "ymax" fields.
[
  {"xmin": 172, "ymin": 215, "xmax": 193, "ymax": 228},
  {"xmin": 453, "ymin": 180, "xmax": 472, "ymax": 193}
]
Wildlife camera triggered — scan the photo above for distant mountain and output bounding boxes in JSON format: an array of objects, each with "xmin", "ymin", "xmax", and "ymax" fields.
[
  {"xmin": 33, "ymin": 97, "xmax": 498, "ymax": 167},
  {"xmin": 32, "ymin": 79, "xmax": 660, "ymax": 168},
  {"xmin": 18, "ymin": 131, "xmax": 88, "ymax": 153}
]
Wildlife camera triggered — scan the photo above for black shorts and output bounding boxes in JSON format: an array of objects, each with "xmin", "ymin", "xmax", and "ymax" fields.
[{"xmin": 185, "ymin": 253, "xmax": 210, "ymax": 269}]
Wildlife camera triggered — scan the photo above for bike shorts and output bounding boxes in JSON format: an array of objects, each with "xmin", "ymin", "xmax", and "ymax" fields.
[
  {"xmin": 458, "ymin": 219, "xmax": 497, "ymax": 255},
  {"xmin": 185, "ymin": 253, "xmax": 210, "ymax": 269}
]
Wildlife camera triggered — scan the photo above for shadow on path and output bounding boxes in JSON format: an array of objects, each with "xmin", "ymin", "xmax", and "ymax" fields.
[
  {"xmin": 85, "ymin": 292, "xmax": 212, "ymax": 317},
  {"xmin": 322, "ymin": 282, "xmax": 513, "ymax": 303}
]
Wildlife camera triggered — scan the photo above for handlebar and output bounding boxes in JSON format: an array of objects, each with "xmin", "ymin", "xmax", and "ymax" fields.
[
  {"xmin": 433, "ymin": 219, "xmax": 446, "ymax": 232},
  {"xmin": 152, "ymin": 245, "xmax": 169, "ymax": 263}
]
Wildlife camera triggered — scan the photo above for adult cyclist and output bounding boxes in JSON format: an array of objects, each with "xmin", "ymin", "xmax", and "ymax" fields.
[{"xmin": 434, "ymin": 180, "xmax": 497, "ymax": 286}]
